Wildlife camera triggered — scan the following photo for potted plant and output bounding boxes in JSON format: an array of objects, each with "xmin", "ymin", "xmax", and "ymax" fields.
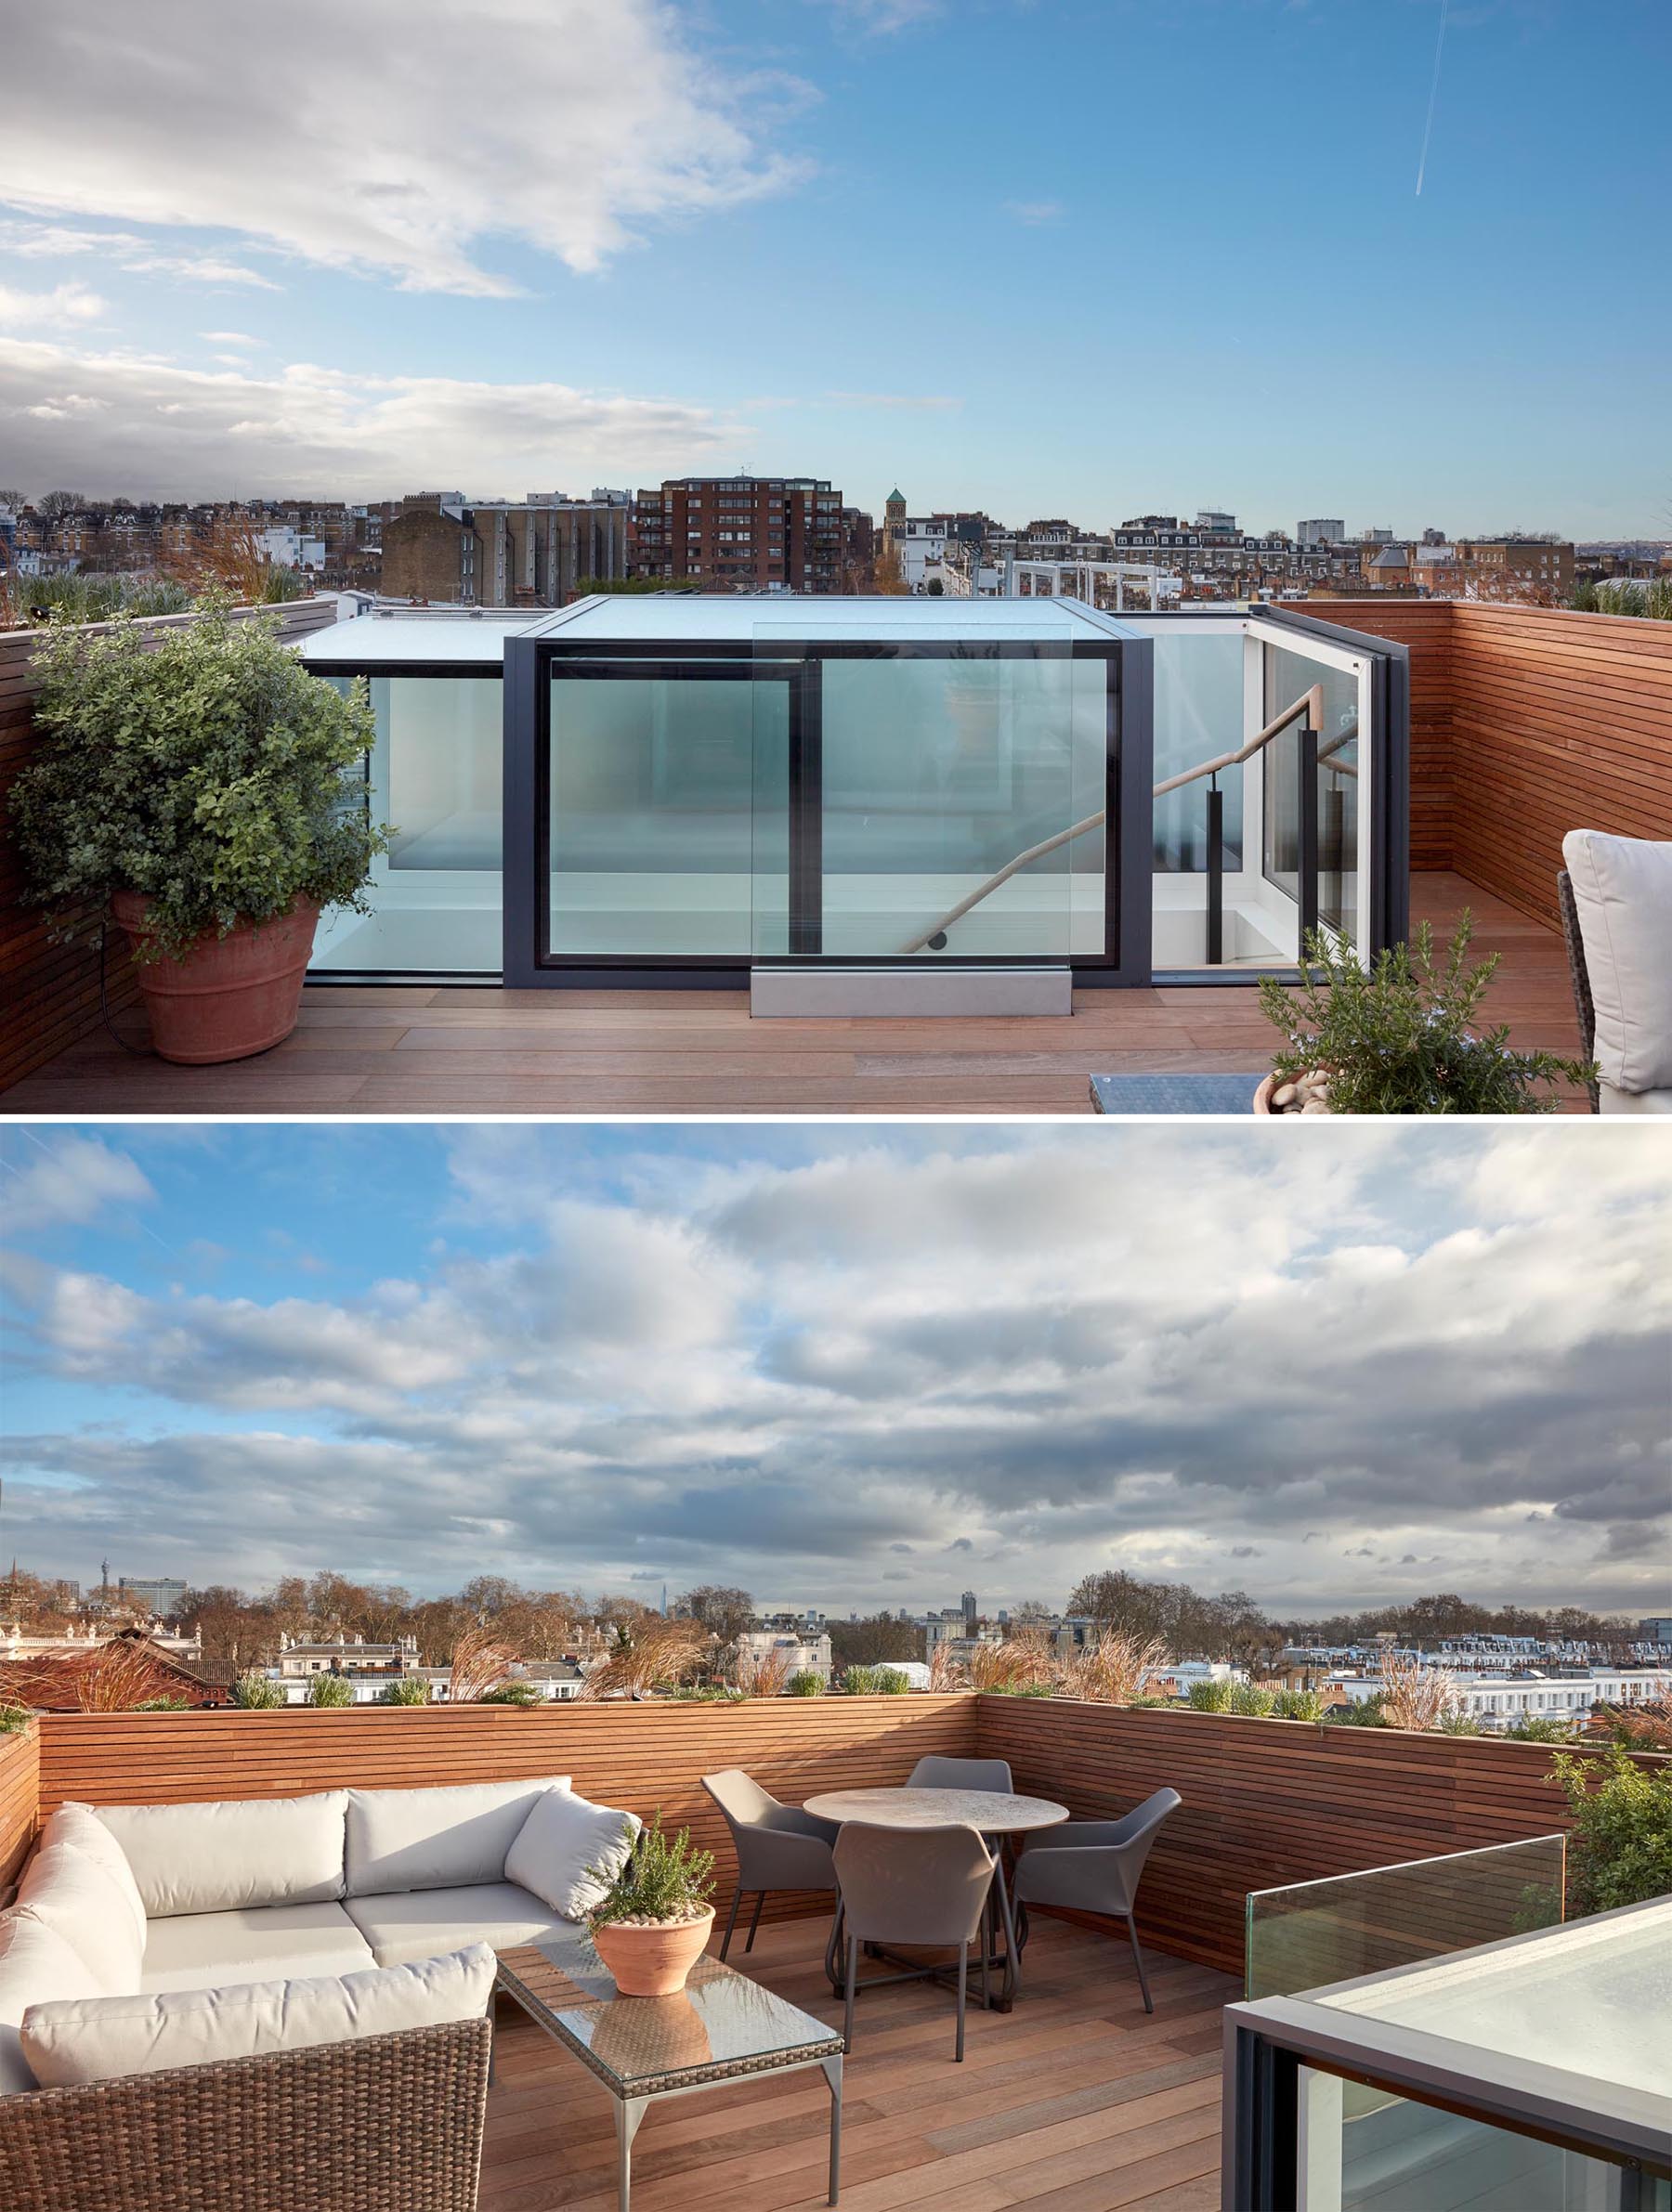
[
  {"xmin": 13, "ymin": 598, "xmax": 385, "ymax": 1064},
  {"xmin": 586, "ymin": 1813, "xmax": 716, "ymax": 1997},
  {"xmin": 1254, "ymin": 914, "xmax": 1594, "ymax": 1114}
]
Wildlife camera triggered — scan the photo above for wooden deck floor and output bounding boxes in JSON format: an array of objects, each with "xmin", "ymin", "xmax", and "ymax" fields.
[
  {"xmin": 479, "ymin": 1916, "xmax": 1237, "ymax": 2212},
  {"xmin": 2, "ymin": 873, "xmax": 1582, "ymax": 1117}
]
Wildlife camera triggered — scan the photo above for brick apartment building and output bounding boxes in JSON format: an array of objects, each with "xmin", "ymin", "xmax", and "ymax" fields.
[
  {"xmin": 381, "ymin": 491, "xmax": 631, "ymax": 606},
  {"xmin": 631, "ymin": 475, "xmax": 849, "ymax": 592}
]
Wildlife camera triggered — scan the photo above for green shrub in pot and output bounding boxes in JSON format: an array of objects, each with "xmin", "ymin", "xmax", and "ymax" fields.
[
  {"xmin": 13, "ymin": 599, "xmax": 386, "ymax": 1061},
  {"xmin": 1258, "ymin": 914, "xmax": 1593, "ymax": 1114}
]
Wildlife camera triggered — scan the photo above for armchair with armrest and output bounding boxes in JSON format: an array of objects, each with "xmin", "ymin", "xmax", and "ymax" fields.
[{"xmin": 1012, "ymin": 1787, "xmax": 1181, "ymax": 2013}]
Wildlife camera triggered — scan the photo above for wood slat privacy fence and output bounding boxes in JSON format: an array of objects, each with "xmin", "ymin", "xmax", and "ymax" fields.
[
  {"xmin": 1326, "ymin": 600, "xmax": 1672, "ymax": 929},
  {"xmin": 975, "ymin": 1696, "xmax": 1652, "ymax": 1975},
  {"xmin": 0, "ymin": 598, "xmax": 338, "ymax": 1090},
  {"xmin": 0, "ymin": 1724, "xmax": 40, "ymax": 1893},
  {"xmin": 33, "ymin": 1696, "xmax": 981, "ymax": 1931},
  {"xmin": 19, "ymin": 1696, "xmax": 1660, "ymax": 1973}
]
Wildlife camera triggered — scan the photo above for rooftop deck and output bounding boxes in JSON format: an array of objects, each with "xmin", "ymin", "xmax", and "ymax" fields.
[
  {"xmin": 482, "ymin": 1914, "xmax": 1234, "ymax": 2212},
  {"xmin": 0, "ymin": 871, "xmax": 1583, "ymax": 1115}
]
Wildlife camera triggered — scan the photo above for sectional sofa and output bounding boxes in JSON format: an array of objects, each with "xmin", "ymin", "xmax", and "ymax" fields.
[{"xmin": 0, "ymin": 1774, "xmax": 641, "ymax": 2212}]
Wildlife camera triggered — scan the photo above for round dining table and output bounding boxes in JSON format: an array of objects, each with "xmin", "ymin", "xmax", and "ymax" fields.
[{"xmin": 803, "ymin": 1786, "xmax": 1068, "ymax": 2011}]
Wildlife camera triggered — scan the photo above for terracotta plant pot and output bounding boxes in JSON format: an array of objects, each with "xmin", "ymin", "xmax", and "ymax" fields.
[
  {"xmin": 1253, "ymin": 1075, "xmax": 1276, "ymax": 1115},
  {"xmin": 112, "ymin": 891, "xmax": 320, "ymax": 1065},
  {"xmin": 591, "ymin": 1907, "xmax": 715, "ymax": 1998}
]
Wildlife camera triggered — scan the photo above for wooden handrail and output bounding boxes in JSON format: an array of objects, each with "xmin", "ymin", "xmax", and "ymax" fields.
[{"xmin": 896, "ymin": 683, "xmax": 1354, "ymax": 957}]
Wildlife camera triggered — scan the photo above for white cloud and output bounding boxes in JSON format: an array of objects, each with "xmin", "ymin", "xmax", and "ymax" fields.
[
  {"xmin": 0, "ymin": 224, "xmax": 281, "ymax": 290},
  {"xmin": 3, "ymin": 1126, "xmax": 1666, "ymax": 1612},
  {"xmin": 0, "ymin": 280, "xmax": 107, "ymax": 327},
  {"xmin": 3, "ymin": 2, "xmax": 807, "ymax": 295},
  {"xmin": 199, "ymin": 331, "xmax": 262, "ymax": 347},
  {"xmin": 0, "ymin": 1136, "xmax": 155, "ymax": 1233},
  {"xmin": 1004, "ymin": 200, "xmax": 1064, "ymax": 227},
  {"xmin": 818, "ymin": 0, "xmax": 945, "ymax": 31},
  {"xmin": 0, "ymin": 337, "xmax": 748, "ymax": 499}
]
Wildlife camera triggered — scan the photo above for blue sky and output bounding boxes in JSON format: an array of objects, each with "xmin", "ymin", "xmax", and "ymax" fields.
[
  {"xmin": 3, "ymin": 0, "xmax": 1668, "ymax": 533},
  {"xmin": 3, "ymin": 1121, "xmax": 1667, "ymax": 1618}
]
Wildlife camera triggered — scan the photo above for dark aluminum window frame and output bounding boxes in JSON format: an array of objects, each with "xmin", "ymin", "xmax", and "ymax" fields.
[
  {"xmin": 504, "ymin": 632, "xmax": 1153, "ymax": 991},
  {"xmin": 307, "ymin": 657, "xmax": 505, "ymax": 986},
  {"xmin": 1222, "ymin": 1906, "xmax": 1672, "ymax": 2212}
]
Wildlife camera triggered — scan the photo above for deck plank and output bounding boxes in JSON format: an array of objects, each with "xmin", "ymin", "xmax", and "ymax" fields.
[
  {"xmin": 477, "ymin": 1917, "xmax": 1238, "ymax": 2212},
  {"xmin": 1, "ymin": 872, "xmax": 1582, "ymax": 1115}
]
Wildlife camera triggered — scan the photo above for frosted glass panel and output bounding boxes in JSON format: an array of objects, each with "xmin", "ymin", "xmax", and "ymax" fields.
[
  {"xmin": 380, "ymin": 676, "xmax": 503, "ymax": 871},
  {"xmin": 548, "ymin": 673, "xmax": 789, "ymax": 956},
  {"xmin": 311, "ymin": 672, "xmax": 503, "ymax": 974},
  {"xmin": 816, "ymin": 651, "xmax": 1105, "ymax": 958},
  {"xmin": 1152, "ymin": 631, "xmax": 1244, "ymax": 871}
]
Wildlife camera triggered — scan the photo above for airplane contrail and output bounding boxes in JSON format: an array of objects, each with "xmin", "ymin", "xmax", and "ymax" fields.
[{"xmin": 1416, "ymin": 0, "xmax": 1451, "ymax": 197}]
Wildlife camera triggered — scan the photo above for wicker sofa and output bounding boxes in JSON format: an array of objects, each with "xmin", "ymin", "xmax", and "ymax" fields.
[{"xmin": 0, "ymin": 1775, "xmax": 640, "ymax": 2211}]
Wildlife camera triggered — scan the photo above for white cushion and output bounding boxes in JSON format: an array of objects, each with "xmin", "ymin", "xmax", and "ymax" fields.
[
  {"xmin": 505, "ymin": 1788, "xmax": 640, "ymax": 1920},
  {"xmin": 344, "ymin": 1880, "xmax": 579, "ymax": 1968},
  {"xmin": 43, "ymin": 1805, "xmax": 147, "ymax": 1944},
  {"xmin": 139, "ymin": 1901, "xmax": 375, "ymax": 1995},
  {"xmin": 344, "ymin": 1778, "xmax": 568, "ymax": 1897},
  {"xmin": 1563, "ymin": 831, "xmax": 1672, "ymax": 1094},
  {"xmin": 14, "ymin": 1838, "xmax": 144, "ymax": 1994},
  {"xmin": 0, "ymin": 1911, "xmax": 102, "ymax": 2094},
  {"xmin": 93, "ymin": 1791, "xmax": 348, "ymax": 1918},
  {"xmin": 21, "ymin": 1941, "xmax": 495, "ymax": 2089},
  {"xmin": 1600, "ymin": 1082, "xmax": 1672, "ymax": 1114}
]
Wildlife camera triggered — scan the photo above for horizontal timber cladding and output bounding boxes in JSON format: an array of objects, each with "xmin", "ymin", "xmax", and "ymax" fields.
[
  {"xmin": 0, "ymin": 1724, "xmax": 41, "ymax": 1892},
  {"xmin": 0, "ymin": 598, "xmax": 339, "ymax": 1092},
  {"xmin": 1321, "ymin": 600, "xmax": 1672, "ymax": 931},
  {"xmin": 973, "ymin": 1696, "xmax": 1665, "ymax": 1977},
  {"xmin": 1446, "ymin": 603, "xmax": 1672, "ymax": 927},
  {"xmin": 34, "ymin": 1695, "xmax": 981, "ymax": 1927}
]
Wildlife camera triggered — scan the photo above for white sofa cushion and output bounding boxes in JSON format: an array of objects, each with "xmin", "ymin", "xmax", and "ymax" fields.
[
  {"xmin": 21, "ymin": 1941, "xmax": 495, "ymax": 2089},
  {"xmin": 1562, "ymin": 830, "xmax": 1672, "ymax": 1094},
  {"xmin": 345, "ymin": 1880, "xmax": 579, "ymax": 1968},
  {"xmin": 505, "ymin": 1788, "xmax": 640, "ymax": 1920},
  {"xmin": 14, "ymin": 1837, "xmax": 144, "ymax": 1994},
  {"xmin": 92, "ymin": 1791, "xmax": 348, "ymax": 1918},
  {"xmin": 0, "ymin": 1911, "xmax": 102, "ymax": 2094},
  {"xmin": 42, "ymin": 1805, "xmax": 148, "ymax": 1945},
  {"xmin": 344, "ymin": 1777, "xmax": 568, "ymax": 1897},
  {"xmin": 1600, "ymin": 1082, "xmax": 1672, "ymax": 1115},
  {"xmin": 139, "ymin": 1901, "xmax": 376, "ymax": 1995}
]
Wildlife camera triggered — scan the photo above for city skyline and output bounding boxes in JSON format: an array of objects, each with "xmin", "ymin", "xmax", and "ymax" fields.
[
  {"xmin": 2, "ymin": 1123, "xmax": 1666, "ymax": 1617},
  {"xmin": 3, "ymin": 2, "xmax": 1669, "ymax": 532}
]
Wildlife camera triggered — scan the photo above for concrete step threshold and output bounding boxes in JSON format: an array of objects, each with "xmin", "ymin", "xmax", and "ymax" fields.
[{"xmin": 751, "ymin": 965, "xmax": 1073, "ymax": 1017}]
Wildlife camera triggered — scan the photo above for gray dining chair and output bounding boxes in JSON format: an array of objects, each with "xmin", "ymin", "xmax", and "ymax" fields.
[
  {"xmin": 833, "ymin": 1821, "xmax": 996, "ymax": 2061},
  {"xmin": 906, "ymin": 1754, "xmax": 1014, "ymax": 1794},
  {"xmin": 1012, "ymin": 1787, "xmax": 1181, "ymax": 2012},
  {"xmin": 701, "ymin": 1768, "xmax": 840, "ymax": 1960}
]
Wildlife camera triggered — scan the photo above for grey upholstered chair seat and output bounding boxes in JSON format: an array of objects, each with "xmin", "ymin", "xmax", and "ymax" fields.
[
  {"xmin": 906, "ymin": 1755, "xmax": 1014, "ymax": 1794},
  {"xmin": 833, "ymin": 1821, "xmax": 995, "ymax": 2061},
  {"xmin": 1013, "ymin": 1788, "xmax": 1181, "ymax": 2012},
  {"xmin": 701, "ymin": 1768, "xmax": 839, "ymax": 1960}
]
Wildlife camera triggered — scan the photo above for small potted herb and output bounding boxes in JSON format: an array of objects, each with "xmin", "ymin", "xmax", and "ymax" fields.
[
  {"xmin": 587, "ymin": 1814, "xmax": 716, "ymax": 1997},
  {"xmin": 1255, "ymin": 914, "xmax": 1593, "ymax": 1114}
]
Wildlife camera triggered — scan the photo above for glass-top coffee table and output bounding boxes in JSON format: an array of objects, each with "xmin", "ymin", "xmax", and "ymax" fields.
[{"xmin": 496, "ymin": 1931, "xmax": 844, "ymax": 2212}]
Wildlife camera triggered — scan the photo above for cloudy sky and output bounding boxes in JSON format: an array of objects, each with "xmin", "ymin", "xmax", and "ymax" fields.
[
  {"xmin": 1, "ymin": 1121, "xmax": 1666, "ymax": 1619},
  {"xmin": 2, "ymin": 1, "xmax": 1668, "ymax": 530}
]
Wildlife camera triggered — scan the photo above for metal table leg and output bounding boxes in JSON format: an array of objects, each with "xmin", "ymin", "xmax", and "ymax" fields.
[
  {"xmin": 821, "ymin": 2052, "xmax": 843, "ymax": 2203},
  {"xmin": 615, "ymin": 2094, "xmax": 647, "ymax": 2212},
  {"xmin": 990, "ymin": 1852, "xmax": 1023, "ymax": 2010}
]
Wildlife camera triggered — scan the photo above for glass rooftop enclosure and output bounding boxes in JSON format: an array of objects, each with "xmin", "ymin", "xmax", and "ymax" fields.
[{"xmin": 300, "ymin": 596, "xmax": 1407, "ymax": 990}]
